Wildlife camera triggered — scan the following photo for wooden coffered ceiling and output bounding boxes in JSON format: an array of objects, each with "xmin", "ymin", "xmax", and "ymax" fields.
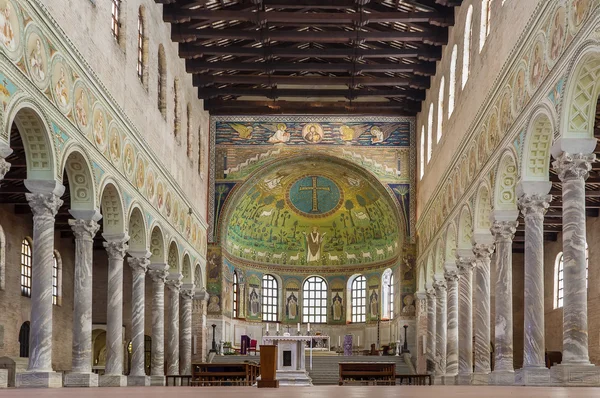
[{"xmin": 156, "ymin": 0, "xmax": 463, "ymax": 115}]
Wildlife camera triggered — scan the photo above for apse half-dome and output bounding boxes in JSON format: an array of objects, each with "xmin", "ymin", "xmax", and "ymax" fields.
[{"xmin": 221, "ymin": 155, "xmax": 403, "ymax": 267}]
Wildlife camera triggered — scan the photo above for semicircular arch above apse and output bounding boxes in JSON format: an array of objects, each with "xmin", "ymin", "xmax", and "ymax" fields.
[{"xmin": 218, "ymin": 154, "xmax": 405, "ymax": 272}]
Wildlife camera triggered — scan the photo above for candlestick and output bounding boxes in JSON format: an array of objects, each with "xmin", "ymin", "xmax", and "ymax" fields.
[
  {"xmin": 338, "ymin": 336, "xmax": 341, "ymax": 347},
  {"xmin": 307, "ymin": 322, "xmax": 310, "ymax": 332},
  {"xmin": 276, "ymin": 323, "xmax": 280, "ymax": 332},
  {"xmin": 266, "ymin": 323, "xmax": 269, "ymax": 332},
  {"xmin": 297, "ymin": 322, "xmax": 300, "ymax": 331},
  {"xmin": 358, "ymin": 335, "xmax": 360, "ymax": 347}
]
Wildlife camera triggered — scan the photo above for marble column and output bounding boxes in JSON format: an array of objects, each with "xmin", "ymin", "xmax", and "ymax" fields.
[
  {"xmin": 180, "ymin": 286, "xmax": 195, "ymax": 375},
  {"xmin": 472, "ymin": 242, "xmax": 494, "ymax": 385},
  {"xmin": 457, "ymin": 255, "xmax": 475, "ymax": 385},
  {"xmin": 490, "ymin": 220, "xmax": 518, "ymax": 385},
  {"xmin": 445, "ymin": 269, "xmax": 459, "ymax": 382},
  {"xmin": 415, "ymin": 291, "xmax": 428, "ymax": 374},
  {"xmin": 148, "ymin": 264, "xmax": 168, "ymax": 386},
  {"xmin": 0, "ymin": 143, "xmax": 12, "ymax": 182},
  {"xmin": 127, "ymin": 252, "xmax": 151, "ymax": 386},
  {"xmin": 65, "ymin": 215, "xmax": 101, "ymax": 387},
  {"xmin": 425, "ymin": 287, "xmax": 437, "ymax": 375},
  {"xmin": 16, "ymin": 190, "xmax": 64, "ymax": 388},
  {"xmin": 99, "ymin": 236, "xmax": 129, "ymax": 387},
  {"xmin": 434, "ymin": 278, "xmax": 447, "ymax": 381},
  {"xmin": 166, "ymin": 275, "xmax": 182, "ymax": 375},
  {"xmin": 551, "ymin": 151, "xmax": 600, "ymax": 385},
  {"xmin": 517, "ymin": 193, "xmax": 551, "ymax": 384}
]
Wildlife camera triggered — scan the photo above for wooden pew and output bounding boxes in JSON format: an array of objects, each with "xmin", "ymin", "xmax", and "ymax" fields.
[
  {"xmin": 338, "ymin": 362, "xmax": 396, "ymax": 386},
  {"xmin": 191, "ymin": 363, "xmax": 260, "ymax": 386}
]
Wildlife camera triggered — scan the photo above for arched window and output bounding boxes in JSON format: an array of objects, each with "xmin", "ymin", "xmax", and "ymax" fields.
[
  {"xmin": 419, "ymin": 126, "xmax": 425, "ymax": 180},
  {"xmin": 157, "ymin": 45, "xmax": 167, "ymax": 117},
  {"xmin": 555, "ymin": 244, "xmax": 589, "ymax": 308},
  {"xmin": 186, "ymin": 104, "xmax": 193, "ymax": 158},
  {"xmin": 20, "ymin": 238, "xmax": 32, "ymax": 298},
  {"xmin": 351, "ymin": 275, "xmax": 366, "ymax": 323},
  {"xmin": 233, "ymin": 271, "xmax": 239, "ymax": 318},
  {"xmin": 480, "ymin": 0, "xmax": 492, "ymax": 51},
  {"xmin": 111, "ymin": 0, "xmax": 121, "ymax": 39},
  {"xmin": 19, "ymin": 321, "xmax": 30, "ymax": 358},
  {"xmin": 381, "ymin": 269, "xmax": 393, "ymax": 320},
  {"xmin": 427, "ymin": 103, "xmax": 434, "ymax": 163},
  {"xmin": 302, "ymin": 276, "xmax": 327, "ymax": 324},
  {"xmin": 448, "ymin": 45, "xmax": 458, "ymax": 117},
  {"xmin": 136, "ymin": 7, "xmax": 147, "ymax": 83},
  {"xmin": 52, "ymin": 251, "xmax": 62, "ymax": 306},
  {"xmin": 437, "ymin": 77, "xmax": 445, "ymax": 142},
  {"xmin": 462, "ymin": 5, "xmax": 474, "ymax": 89},
  {"xmin": 262, "ymin": 274, "xmax": 278, "ymax": 322}
]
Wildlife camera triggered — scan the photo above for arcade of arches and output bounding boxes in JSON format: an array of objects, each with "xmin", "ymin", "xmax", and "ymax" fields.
[{"xmin": 0, "ymin": 0, "xmax": 599, "ymax": 394}]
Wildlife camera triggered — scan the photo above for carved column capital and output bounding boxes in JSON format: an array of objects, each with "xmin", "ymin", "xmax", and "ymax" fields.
[
  {"xmin": 552, "ymin": 152, "xmax": 595, "ymax": 182},
  {"xmin": 103, "ymin": 239, "xmax": 129, "ymax": 260},
  {"xmin": 473, "ymin": 243, "xmax": 495, "ymax": 260},
  {"xmin": 26, "ymin": 192, "xmax": 63, "ymax": 219},
  {"xmin": 456, "ymin": 255, "xmax": 475, "ymax": 275},
  {"xmin": 426, "ymin": 287, "xmax": 436, "ymax": 300},
  {"xmin": 433, "ymin": 278, "xmax": 447, "ymax": 292},
  {"xmin": 490, "ymin": 220, "xmax": 518, "ymax": 243},
  {"xmin": 128, "ymin": 256, "xmax": 150, "ymax": 275},
  {"xmin": 444, "ymin": 269, "xmax": 459, "ymax": 283},
  {"xmin": 69, "ymin": 219, "xmax": 100, "ymax": 241},
  {"xmin": 149, "ymin": 268, "xmax": 169, "ymax": 284},
  {"xmin": 181, "ymin": 289, "xmax": 195, "ymax": 300},
  {"xmin": 518, "ymin": 194, "xmax": 552, "ymax": 218},
  {"xmin": 166, "ymin": 276, "xmax": 183, "ymax": 292},
  {"xmin": 195, "ymin": 288, "xmax": 210, "ymax": 302}
]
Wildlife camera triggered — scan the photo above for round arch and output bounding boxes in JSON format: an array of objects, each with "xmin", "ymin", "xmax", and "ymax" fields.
[
  {"xmin": 128, "ymin": 205, "xmax": 147, "ymax": 252},
  {"xmin": 6, "ymin": 99, "xmax": 57, "ymax": 181},
  {"xmin": 444, "ymin": 222, "xmax": 457, "ymax": 262},
  {"xmin": 182, "ymin": 253, "xmax": 192, "ymax": 283},
  {"xmin": 473, "ymin": 181, "xmax": 493, "ymax": 236},
  {"xmin": 521, "ymin": 105, "xmax": 555, "ymax": 182},
  {"xmin": 194, "ymin": 262, "xmax": 204, "ymax": 288},
  {"xmin": 457, "ymin": 204, "xmax": 473, "ymax": 250},
  {"xmin": 99, "ymin": 181, "xmax": 125, "ymax": 236},
  {"xmin": 61, "ymin": 146, "xmax": 97, "ymax": 212},
  {"xmin": 167, "ymin": 240, "xmax": 180, "ymax": 273},
  {"xmin": 493, "ymin": 149, "xmax": 519, "ymax": 212},
  {"xmin": 149, "ymin": 224, "xmax": 166, "ymax": 264},
  {"xmin": 561, "ymin": 46, "xmax": 600, "ymax": 139}
]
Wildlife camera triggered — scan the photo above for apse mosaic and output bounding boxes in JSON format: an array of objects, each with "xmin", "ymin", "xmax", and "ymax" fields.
[
  {"xmin": 222, "ymin": 157, "xmax": 403, "ymax": 267},
  {"xmin": 210, "ymin": 115, "xmax": 417, "ymax": 251}
]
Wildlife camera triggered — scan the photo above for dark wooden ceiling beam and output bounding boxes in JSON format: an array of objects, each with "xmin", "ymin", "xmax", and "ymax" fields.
[
  {"xmin": 193, "ymin": 74, "xmax": 429, "ymax": 88},
  {"xmin": 198, "ymin": 87, "xmax": 425, "ymax": 100},
  {"xmin": 164, "ymin": 10, "xmax": 451, "ymax": 25},
  {"xmin": 172, "ymin": 27, "xmax": 447, "ymax": 45},
  {"xmin": 186, "ymin": 59, "xmax": 435, "ymax": 74},
  {"xmin": 179, "ymin": 43, "xmax": 442, "ymax": 60},
  {"xmin": 204, "ymin": 99, "xmax": 418, "ymax": 115}
]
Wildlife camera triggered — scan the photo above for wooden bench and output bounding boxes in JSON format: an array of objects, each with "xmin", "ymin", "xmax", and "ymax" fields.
[
  {"xmin": 395, "ymin": 374, "xmax": 432, "ymax": 385},
  {"xmin": 338, "ymin": 362, "xmax": 396, "ymax": 386},
  {"xmin": 191, "ymin": 363, "xmax": 260, "ymax": 386}
]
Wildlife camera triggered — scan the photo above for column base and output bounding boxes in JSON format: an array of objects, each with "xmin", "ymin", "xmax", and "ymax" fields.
[
  {"xmin": 150, "ymin": 375, "xmax": 166, "ymax": 386},
  {"xmin": 456, "ymin": 373, "xmax": 472, "ymax": 385},
  {"xmin": 489, "ymin": 370, "xmax": 515, "ymax": 385},
  {"xmin": 443, "ymin": 375, "xmax": 456, "ymax": 385},
  {"xmin": 433, "ymin": 375, "xmax": 444, "ymax": 385},
  {"xmin": 471, "ymin": 372, "xmax": 490, "ymax": 385},
  {"xmin": 64, "ymin": 372, "xmax": 98, "ymax": 387},
  {"xmin": 127, "ymin": 375, "xmax": 151, "ymax": 386},
  {"xmin": 515, "ymin": 367, "xmax": 551, "ymax": 385},
  {"xmin": 99, "ymin": 374, "xmax": 127, "ymax": 387},
  {"xmin": 16, "ymin": 371, "xmax": 63, "ymax": 388},
  {"xmin": 550, "ymin": 363, "xmax": 600, "ymax": 386},
  {"xmin": 0, "ymin": 369, "xmax": 7, "ymax": 388}
]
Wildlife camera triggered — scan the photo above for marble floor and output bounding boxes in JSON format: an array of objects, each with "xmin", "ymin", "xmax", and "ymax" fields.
[{"xmin": 4, "ymin": 386, "xmax": 600, "ymax": 397}]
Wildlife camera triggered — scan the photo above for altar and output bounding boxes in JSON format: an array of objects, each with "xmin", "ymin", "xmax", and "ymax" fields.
[{"xmin": 261, "ymin": 335, "xmax": 321, "ymax": 386}]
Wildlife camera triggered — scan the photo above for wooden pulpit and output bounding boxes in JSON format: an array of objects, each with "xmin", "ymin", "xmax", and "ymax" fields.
[{"xmin": 257, "ymin": 345, "xmax": 279, "ymax": 388}]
